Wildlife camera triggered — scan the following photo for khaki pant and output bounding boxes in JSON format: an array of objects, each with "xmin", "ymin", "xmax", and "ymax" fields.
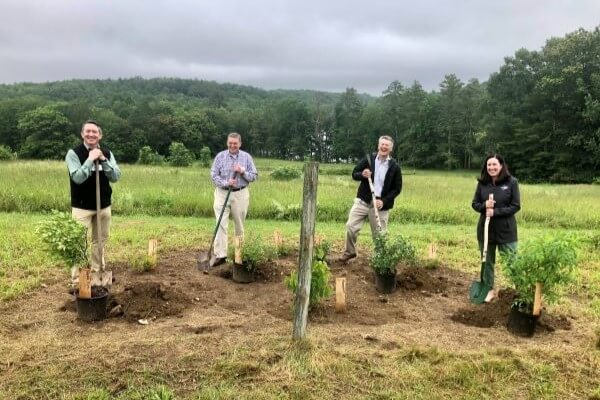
[
  {"xmin": 70, "ymin": 206, "xmax": 111, "ymax": 284},
  {"xmin": 213, "ymin": 187, "xmax": 250, "ymax": 258},
  {"xmin": 343, "ymin": 198, "xmax": 389, "ymax": 257}
]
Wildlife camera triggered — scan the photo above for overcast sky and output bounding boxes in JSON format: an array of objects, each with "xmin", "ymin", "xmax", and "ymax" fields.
[{"xmin": 1, "ymin": 0, "xmax": 598, "ymax": 95}]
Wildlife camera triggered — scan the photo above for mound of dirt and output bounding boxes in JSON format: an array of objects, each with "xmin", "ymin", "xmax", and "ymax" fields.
[
  {"xmin": 111, "ymin": 282, "xmax": 192, "ymax": 321},
  {"xmin": 397, "ymin": 266, "xmax": 448, "ymax": 294},
  {"xmin": 450, "ymin": 288, "xmax": 573, "ymax": 333}
]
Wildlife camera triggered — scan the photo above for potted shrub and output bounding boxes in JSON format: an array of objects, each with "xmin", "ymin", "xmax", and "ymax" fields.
[
  {"xmin": 230, "ymin": 233, "xmax": 275, "ymax": 283},
  {"xmin": 503, "ymin": 233, "xmax": 578, "ymax": 337},
  {"xmin": 37, "ymin": 211, "xmax": 109, "ymax": 321},
  {"xmin": 370, "ymin": 233, "xmax": 416, "ymax": 293},
  {"xmin": 285, "ymin": 241, "xmax": 333, "ymax": 308}
]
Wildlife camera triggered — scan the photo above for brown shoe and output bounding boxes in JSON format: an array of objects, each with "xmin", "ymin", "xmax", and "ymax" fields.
[{"xmin": 338, "ymin": 253, "xmax": 357, "ymax": 263}]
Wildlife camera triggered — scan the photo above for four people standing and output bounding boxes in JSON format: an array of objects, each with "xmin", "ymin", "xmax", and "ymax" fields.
[{"xmin": 62, "ymin": 121, "xmax": 519, "ymax": 307}]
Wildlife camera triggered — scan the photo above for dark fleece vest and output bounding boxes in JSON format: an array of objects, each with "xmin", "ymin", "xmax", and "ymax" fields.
[{"xmin": 69, "ymin": 144, "xmax": 112, "ymax": 210}]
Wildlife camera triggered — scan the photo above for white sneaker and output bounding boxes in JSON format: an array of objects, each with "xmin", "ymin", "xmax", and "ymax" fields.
[{"xmin": 484, "ymin": 289, "xmax": 497, "ymax": 303}]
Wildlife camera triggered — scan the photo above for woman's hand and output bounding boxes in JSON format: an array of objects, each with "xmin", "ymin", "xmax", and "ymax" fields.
[{"xmin": 485, "ymin": 208, "xmax": 494, "ymax": 217}]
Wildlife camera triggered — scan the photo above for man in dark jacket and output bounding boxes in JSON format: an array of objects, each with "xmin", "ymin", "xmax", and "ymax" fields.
[
  {"xmin": 65, "ymin": 120, "xmax": 121, "ymax": 285},
  {"xmin": 339, "ymin": 136, "xmax": 402, "ymax": 262}
]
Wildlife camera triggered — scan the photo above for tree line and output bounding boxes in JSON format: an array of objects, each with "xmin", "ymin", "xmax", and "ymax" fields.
[{"xmin": 0, "ymin": 27, "xmax": 599, "ymax": 183}]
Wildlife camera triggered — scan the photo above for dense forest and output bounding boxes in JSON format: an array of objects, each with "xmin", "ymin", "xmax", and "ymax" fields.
[{"xmin": 0, "ymin": 27, "xmax": 599, "ymax": 183}]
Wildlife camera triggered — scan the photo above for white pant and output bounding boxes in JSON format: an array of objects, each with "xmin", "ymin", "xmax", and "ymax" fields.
[
  {"xmin": 213, "ymin": 187, "xmax": 250, "ymax": 258},
  {"xmin": 70, "ymin": 206, "xmax": 111, "ymax": 283},
  {"xmin": 343, "ymin": 198, "xmax": 389, "ymax": 256}
]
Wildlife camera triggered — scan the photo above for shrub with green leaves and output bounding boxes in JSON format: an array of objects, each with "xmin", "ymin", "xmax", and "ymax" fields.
[
  {"xmin": 199, "ymin": 145, "xmax": 212, "ymax": 167},
  {"xmin": 36, "ymin": 210, "xmax": 88, "ymax": 270},
  {"xmin": 503, "ymin": 233, "xmax": 578, "ymax": 308},
  {"xmin": 370, "ymin": 232, "xmax": 416, "ymax": 275},
  {"xmin": 285, "ymin": 241, "xmax": 333, "ymax": 307},
  {"xmin": 137, "ymin": 145, "xmax": 165, "ymax": 165},
  {"xmin": 270, "ymin": 166, "xmax": 301, "ymax": 181},
  {"xmin": 0, "ymin": 145, "xmax": 17, "ymax": 160},
  {"xmin": 230, "ymin": 233, "xmax": 276, "ymax": 272},
  {"xmin": 168, "ymin": 142, "xmax": 195, "ymax": 167}
]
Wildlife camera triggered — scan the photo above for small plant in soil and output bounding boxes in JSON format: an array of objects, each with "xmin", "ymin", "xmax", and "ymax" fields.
[
  {"xmin": 232, "ymin": 233, "xmax": 276, "ymax": 272},
  {"xmin": 129, "ymin": 253, "xmax": 157, "ymax": 273},
  {"xmin": 36, "ymin": 210, "xmax": 88, "ymax": 271},
  {"xmin": 285, "ymin": 240, "xmax": 333, "ymax": 307},
  {"xmin": 370, "ymin": 233, "xmax": 416, "ymax": 276},
  {"xmin": 502, "ymin": 233, "xmax": 578, "ymax": 312}
]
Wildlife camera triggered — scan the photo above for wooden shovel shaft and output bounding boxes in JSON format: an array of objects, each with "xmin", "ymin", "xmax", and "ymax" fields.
[
  {"xmin": 95, "ymin": 160, "xmax": 103, "ymax": 269},
  {"xmin": 482, "ymin": 193, "xmax": 494, "ymax": 263},
  {"xmin": 367, "ymin": 176, "xmax": 382, "ymax": 231}
]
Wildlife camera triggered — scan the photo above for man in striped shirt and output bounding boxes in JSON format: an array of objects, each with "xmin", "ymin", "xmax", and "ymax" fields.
[{"xmin": 210, "ymin": 132, "xmax": 258, "ymax": 266}]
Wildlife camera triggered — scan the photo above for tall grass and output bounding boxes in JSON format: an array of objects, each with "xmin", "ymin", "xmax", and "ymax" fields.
[{"xmin": 1, "ymin": 160, "xmax": 598, "ymax": 228}]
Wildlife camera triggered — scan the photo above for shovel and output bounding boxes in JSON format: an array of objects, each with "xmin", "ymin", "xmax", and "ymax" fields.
[
  {"xmin": 469, "ymin": 193, "xmax": 494, "ymax": 304},
  {"xmin": 91, "ymin": 158, "xmax": 112, "ymax": 288},
  {"xmin": 198, "ymin": 174, "xmax": 236, "ymax": 272},
  {"xmin": 365, "ymin": 153, "xmax": 382, "ymax": 232}
]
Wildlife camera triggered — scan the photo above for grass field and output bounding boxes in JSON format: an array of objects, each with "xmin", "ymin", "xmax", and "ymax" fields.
[{"xmin": 1, "ymin": 160, "xmax": 599, "ymax": 399}]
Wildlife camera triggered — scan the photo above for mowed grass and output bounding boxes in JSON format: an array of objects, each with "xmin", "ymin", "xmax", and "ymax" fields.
[{"xmin": 0, "ymin": 160, "xmax": 599, "ymax": 227}]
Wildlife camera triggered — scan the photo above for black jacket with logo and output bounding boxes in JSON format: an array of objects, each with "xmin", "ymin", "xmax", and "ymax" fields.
[
  {"xmin": 471, "ymin": 176, "xmax": 521, "ymax": 244},
  {"xmin": 352, "ymin": 153, "xmax": 402, "ymax": 211}
]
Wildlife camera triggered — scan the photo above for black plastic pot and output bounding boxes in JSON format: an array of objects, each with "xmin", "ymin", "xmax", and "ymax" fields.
[
  {"xmin": 507, "ymin": 305, "xmax": 539, "ymax": 337},
  {"xmin": 232, "ymin": 263, "xmax": 255, "ymax": 283},
  {"xmin": 375, "ymin": 271, "xmax": 396, "ymax": 294},
  {"xmin": 76, "ymin": 286, "xmax": 109, "ymax": 322}
]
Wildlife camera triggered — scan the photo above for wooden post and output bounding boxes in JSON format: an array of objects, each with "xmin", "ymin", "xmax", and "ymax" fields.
[
  {"xmin": 234, "ymin": 235, "xmax": 243, "ymax": 264},
  {"xmin": 533, "ymin": 282, "xmax": 543, "ymax": 316},
  {"xmin": 428, "ymin": 243, "xmax": 437, "ymax": 259},
  {"xmin": 273, "ymin": 230, "xmax": 283, "ymax": 251},
  {"xmin": 335, "ymin": 277, "xmax": 347, "ymax": 313},
  {"xmin": 293, "ymin": 162, "xmax": 318, "ymax": 340},
  {"xmin": 78, "ymin": 268, "xmax": 91, "ymax": 299},
  {"xmin": 148, "ymin": 239, "xmax": 158, "ymax": 262}
]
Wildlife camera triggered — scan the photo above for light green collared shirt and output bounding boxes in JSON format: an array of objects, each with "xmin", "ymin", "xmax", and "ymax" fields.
[{"xmin": 65, "ymin": 146, "xmax": 121, "ymax": 184}]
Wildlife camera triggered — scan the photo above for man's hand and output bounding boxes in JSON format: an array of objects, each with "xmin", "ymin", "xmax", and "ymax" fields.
[
  {"xmin": 88, "ymin": 148, "xmax": 105, "ymax": 162},
  {"xmin": 228, "ymin": 178, "xmax": 237, "ymax": 187},
  {"xmin": 361, "ymin": 168, "xmax": 372, "ymax": 179},
  {"xmin": 375, "ymin": 199, "xmax": 383, "ymax": 210},
  {"xmin": 233, "ymin": 164, "xmax": 245, "ymax": 174}
]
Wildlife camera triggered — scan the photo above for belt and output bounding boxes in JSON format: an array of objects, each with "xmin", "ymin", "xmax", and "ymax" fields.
[{"xmin": 222, "ymin": 186, "xmax": 246, "ymax": 192}]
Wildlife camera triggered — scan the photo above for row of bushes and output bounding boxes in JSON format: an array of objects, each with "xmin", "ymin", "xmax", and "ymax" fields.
[{"xmin": 138, "ymin": 143, "xmax": 211, "ymax": 167}]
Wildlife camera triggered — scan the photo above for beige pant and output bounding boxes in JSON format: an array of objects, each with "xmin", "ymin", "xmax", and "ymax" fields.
[
  {"xmin": 213, "ymin": 187, "xmax": 250, "ymax": 258},
  {"xmin": 343, "ymin": 198, "xmax": 389, "ymax": 257},
  {"xmin": 70, "ymin": 206, "xmax": 111, "ymax": 283}
]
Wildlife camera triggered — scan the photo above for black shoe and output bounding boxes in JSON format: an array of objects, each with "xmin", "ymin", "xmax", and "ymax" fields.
[
  {"xmin": 67, "ymin": 287, "xmax": 76, "ymax": 295},
  {"xmin": 338, "ymin": 253, "xmax": 357, "ymax": 263},
  {"xmin": 212, "ymin": 257, "xmax": 227, "ymax": 267}
]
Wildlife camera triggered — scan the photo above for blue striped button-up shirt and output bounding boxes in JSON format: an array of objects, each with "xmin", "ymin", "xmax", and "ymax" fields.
[{"xmin": 210, "ymin": 149, "xmax": 258, "ymax": 189}]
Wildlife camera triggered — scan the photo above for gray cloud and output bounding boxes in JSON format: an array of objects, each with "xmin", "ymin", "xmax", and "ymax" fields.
[{"xmin": 1, "ymin": 0, "xmax": 598, "ymax": 95}]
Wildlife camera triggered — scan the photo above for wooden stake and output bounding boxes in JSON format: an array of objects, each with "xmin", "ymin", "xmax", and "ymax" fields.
[
  {"xmin": 428, "ymin": 243, "xmax": 437, "ymax": 259},
  {"xmin": 273, "ymin": 230, "xmax": 283, "ymax": 249},
  {"xmin": 78, "ymin": 268, "xmax": 91, "ymax": 299},
  {"xmin": 234, "ymin": 235, "xmax": 243, "ymax": 265},
  {"xmin": 533, "ymin": 282, "xmax": 543, "ymax": 316},
  {"xmin": 335, "ymin": 277, "xmax": 347, "ymax": 313},
  {"xmin": 148, "ymin": 239, "xmax": 158, "ymax": 262}
]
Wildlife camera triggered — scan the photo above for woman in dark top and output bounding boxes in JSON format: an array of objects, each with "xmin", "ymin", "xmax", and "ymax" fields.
[{"xmin": 470, "ymin": 154, "xmax": 521, "ymax": 304}]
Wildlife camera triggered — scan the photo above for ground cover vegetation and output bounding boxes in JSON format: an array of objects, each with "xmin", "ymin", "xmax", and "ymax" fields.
[{"xmin": 0, "ymin": 28, "xmax": 599, "ymax": 182}]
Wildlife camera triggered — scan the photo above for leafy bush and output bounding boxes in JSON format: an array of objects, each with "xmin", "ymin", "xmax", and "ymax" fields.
[
  {"xmin": 137, "ymin": 146, "xmax": 165, "ymax": 165},
  {"xmin": 270, "ymin": 166, "xmax": 301, "ymax": 181},
  {"xmin": 271, "ymin": 200, "xmax": 302, "ymax": 220},
  {"xmin": 168, "ymin": 142, "xmax": 195, "ymax": 167},
  {"xmin": 370, "ymin": 233, "xmax": 416, "ymax": 275},
  {"xmin": 285, "ymin": 241, "xmax": 333, "ymax": 307},
  {"xmin": 199, "ymin": 145, "xmax": 212, "ymax": 167},
  {"xmin": 503, "ymin": 233, "xmax": 578, "ymax": 308},
  {"xmin": 0, "ymin": 145, "xmax": 17, "ymax": 160},
  {"xmin": 36, "ymin": 210, "xmax": 88, "ymax": 270},
  {"xmin": 230, "ymin": 233, "xmax": 276, "ymax": 272},
  {"xmin": 129, "ymin": 253, "xmax": 157, "ymax": 273}
]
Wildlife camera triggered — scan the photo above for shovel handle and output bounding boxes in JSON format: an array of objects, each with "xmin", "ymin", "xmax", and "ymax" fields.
[
  {"xmin": 95, "ymin": 159, "xmax": 104, "ymax": 270},
  {"xmin": 533, "ymin": 282, "xmax": 542, "ymax": 316}
]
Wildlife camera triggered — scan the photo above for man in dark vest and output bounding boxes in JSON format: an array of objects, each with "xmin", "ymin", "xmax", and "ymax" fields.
[
  {"xmin": 65, "ymin": 120, "xmax": 121, "ymax": 286},
  {"xmin": 339, "ymin": 135, "xmax": 402, "ymax": 262}
]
